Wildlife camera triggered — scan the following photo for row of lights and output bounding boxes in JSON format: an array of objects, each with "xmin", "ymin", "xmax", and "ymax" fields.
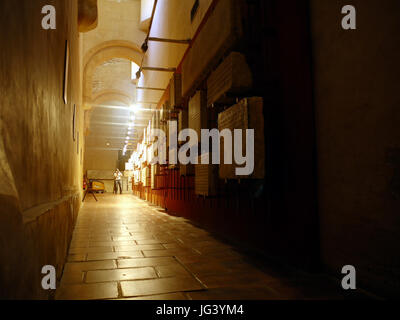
[
  {"xmin": 104, "ymin": 104, "xmax": 144, "ymax": 153},
  {"xmin": 122, "ymin": 104, "xmax": 142, "ymax": 156}
]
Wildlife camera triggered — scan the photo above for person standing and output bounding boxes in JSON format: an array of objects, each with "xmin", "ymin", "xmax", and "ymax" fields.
[{"xmin": 114, "ymin": 169, "xmax": 123, "ymax": 194}]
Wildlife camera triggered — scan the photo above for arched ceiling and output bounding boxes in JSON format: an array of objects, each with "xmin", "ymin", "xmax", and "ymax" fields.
[
  {"xmin": 92, "ymin": 58, "xmax": 134, "ymax": 98},
  {"xmin": 81, "ymin": 0, "xmax": 213, "ymax": 155},
  {"xmin": 82, "ymin": 41, "xmax": 142, "ymax": 104},
  {"xmin": 82, "ymin": 0, "xmax": 148, "ymax": 153}
]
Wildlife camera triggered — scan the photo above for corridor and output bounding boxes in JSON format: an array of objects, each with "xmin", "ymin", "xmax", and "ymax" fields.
[
  {"xmin": 1, "ymin": 0, "xmax": 399, "ymax": 301},
  {"xmin": 56, "ymin": 195, "xmax": 367, "ymax": 300}
]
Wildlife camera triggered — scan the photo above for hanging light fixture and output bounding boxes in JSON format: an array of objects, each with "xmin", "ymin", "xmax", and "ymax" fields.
[
  {"xmin": 135, "ymin": 69, "xmax": 142, "ymax": 80},
  {"xmin": 141, "ymin": 41, "xmax": 149, "ymax": 53}
]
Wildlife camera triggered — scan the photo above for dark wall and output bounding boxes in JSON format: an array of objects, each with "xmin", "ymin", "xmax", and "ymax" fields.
[
  {"xmin": 310, "ymin": 0, "xmax": 400, "ymax": 297},
  {"xmin": 259, "ymin": 0, "xmax": 319, "ymax": 269}
]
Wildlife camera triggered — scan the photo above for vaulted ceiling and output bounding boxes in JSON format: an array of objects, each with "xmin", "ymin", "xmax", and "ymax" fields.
[
  {"xmin": 83, "ymin": 0, "xmax": 145, "ymax": 154},
  {"xmin": 82, "ymin": 0, "xmax": 212, "ymax": 158}
]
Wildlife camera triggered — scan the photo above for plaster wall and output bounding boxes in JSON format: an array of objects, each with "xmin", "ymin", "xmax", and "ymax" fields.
[
  {"xmin": 0, "ymin": 0, "xmax": 84, "ymax": 299},
  {"xmin": 140, "ymin": 0, "xmax": 155, "ymax": 31},
  {"xmin": 138, "ymin": 0, "xmax": 213, "ymax": 102},
  {"xmin": 310, "ymin": 0, "xmax": 400, "ymax": 296},
  {"xmin": 82, "ymin": 0, "xmax": 146, "ymax": 60},
  {"xmin": 84, "ymin": 149, "xmax": 119, "ymax": 172}
]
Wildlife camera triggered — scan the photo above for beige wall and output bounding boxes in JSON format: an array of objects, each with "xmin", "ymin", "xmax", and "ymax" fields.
[
  {"xmin": 84, "ymin": 149, "xmax": 119, "ymax": 172},
  {"xmin": 82, "ymin": 0, "xmax": 145, "ymax": 61},
  {"xmin": 0, "ymin": 0, "xmax": 83, "ymax": 299},
  {"xmin": 310, "ymin": 0, "xmax": 400, "ymax": 296},
  {"xmin": 138, "ymin": 0, "xmax": 213, "ymax": 102}
]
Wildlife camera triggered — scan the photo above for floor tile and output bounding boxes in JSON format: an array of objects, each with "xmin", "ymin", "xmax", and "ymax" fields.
[
  {"xmin": 56, "ymin": 283, "xmax": 119, "ymax": 300},
  {"xmin": 57, "ymin": 194, "xmax": 359, "ymax": 301},
  {"xmin": 114, "ymin": 244, "xmax": 164, "ymax": 252},
  {"xmin": 155, "ymin": 264, "xmax": 192, "ymax": 278},
  {"xmin": 60, "ymin": 271, "xmax": 84, "ymax": 285},
  {"xmin": 69, "ymin": 246, "xmax": 114, "ymax": 254},
  {"xmin": 121, "ymin": 276, "xmax": 204, "ymax": 297},
  {"xmin": 67, "ymin": 254, "xmax": 87, "ymax": 262},
  {"xmin": 64, "ymin": 260, "xmax": 117, "ymax": 273},
  {"xmin": 142, "ymin": 249, "xmax": 198, "ymax": 258},
  {"xmin": 117, "ymin": 293, "xmax": 187, "ymax": 300},
  {"xmin": 86, "ymin": 267, "xmax": 157, "ymax": 283},
  {"xmin": 117, "ymin": 257, "xmax": 177, "ymax": 269},
  {"xmin": 87, "ymin": 251, "xmax": 143, "ymax": 261}
]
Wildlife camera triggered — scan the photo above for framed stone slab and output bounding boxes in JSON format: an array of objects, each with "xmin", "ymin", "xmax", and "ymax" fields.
[
  {"xmin": 63, "ymin": 40, "xmax": 69, "ymax": 104},
  {"xmin": 195, "ymin": 153, "xmax": 218, "ymax": 196},
  {"xmin": 72, "ymin": 104, "xmax": 77, "ymax": 141},
  {"xmin": 188, "ymin": 90, "xmax": 207, "ymax": 141},
  {"xmin": 207, "ymin": 52, "xmax": 253, "ymax": 106},
  {"xmin": 218, "ymin": 97, "xmax": 265, "ymax": 179}
]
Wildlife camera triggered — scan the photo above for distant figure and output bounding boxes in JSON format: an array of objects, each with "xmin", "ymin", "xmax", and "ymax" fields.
[{"xmin": 114, "ymin": 169, "xmax": 123, "ymax": 194}]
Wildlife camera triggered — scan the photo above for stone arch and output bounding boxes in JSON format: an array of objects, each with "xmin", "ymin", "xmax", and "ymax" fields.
[
  {"xmin": 84, "ymin": 90, "xmax": 133, "ymax": 134},
  {"xmin": 92, "ymin": 90, "xmax": 133, "ymax": 106},
  {"xmin": 83, "ymin": 40, "xmax": 143, "ymax": 106}
]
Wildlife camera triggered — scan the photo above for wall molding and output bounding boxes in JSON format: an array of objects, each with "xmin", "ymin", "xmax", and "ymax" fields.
[{"xmin": 22, "ymin": 192, "xmax": 82, "ymax": 225}]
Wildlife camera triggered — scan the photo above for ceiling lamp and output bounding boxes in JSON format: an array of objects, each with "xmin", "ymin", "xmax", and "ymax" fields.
[
  {"xmin": 130, "ymin": 104, "xmax": 141, "ymax": 114},
  {"xmin": 135, "ymin": 69, "xmax": 142, "ymax": 80},
  {"xmin": 141, "ymin": 41, "xmax": 148, "ymax": 53}
]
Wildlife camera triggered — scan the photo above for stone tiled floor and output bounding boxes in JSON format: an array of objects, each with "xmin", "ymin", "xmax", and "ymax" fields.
[{"xmin": 56, "ymin": 194, "xmax": 370, "ymax": 300}]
